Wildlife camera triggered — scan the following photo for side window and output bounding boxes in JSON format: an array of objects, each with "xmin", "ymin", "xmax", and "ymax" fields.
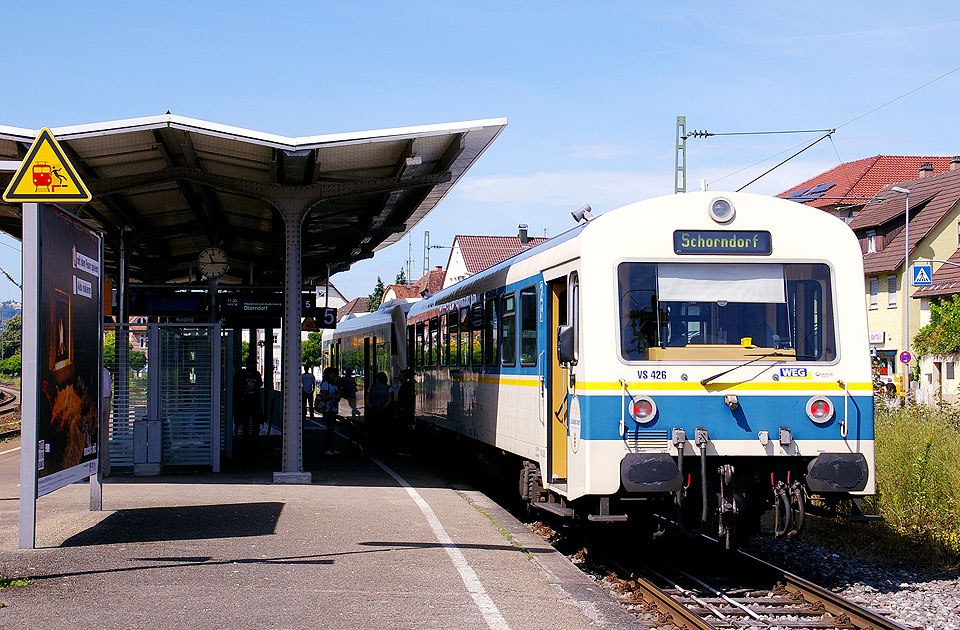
[
  {"xmin": 430, "ymin": 317, "xmax": 439, "ymax": 366},
  {"xmin": 501, "ymin": 293, "xmax": 516, "ymax": 366},
  {"xmin": 449, "ymin": 312, "xmax": 459, "ymax": 367},
  {"xmin": 459, "ymin": 308, "xmax": 470, "ymax": 367},
  {"xmin": 484, "ymin": 297, "xmax": 499, "ymax": 367},
  {"xmin": 471, "ymin": 302, "xmax": 483, "ymax": 369},
  {"xmin": 439, "ymin": 314, "xmax": 447, "ymax": 367},
  {"xmin": 416, "ymin": 322, "xmax": 424, "ymax": 370},
  {"xmin": 570, "ymin": 271, "xmax": 580, "ymax": 364},
  {"xmin": 519, "ymin": 286, "xmax": 537, "ymax": 366}
]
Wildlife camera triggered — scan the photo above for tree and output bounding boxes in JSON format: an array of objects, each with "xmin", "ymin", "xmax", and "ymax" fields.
[
  {"xmin": 102, "ymin": 331, "xmax": 148, "ymax": 376},
  {"xmin": 302, "ymin": 332, "xmax": 323, "ymax": 369},
  {"xmin": 914, "ymin": 294, "xmax": 960, "ymax": 356},
  {"xmin": 0, "ymin": 353, "xmax": 20, "ymax": 377},
  {"xmin": 0, "ymin": 314, "xmax": 21, "ymax": 358},
  {"xmin": 395, "ymin": 268, "xmax": 407, "ymax": 285},
  {"xmin": 241, "ymin": 341, "xmax": 250, "ymax": 366},
  {"xmin": 368, "ymin": 276, "xmax": 385, "ymax": 311}
]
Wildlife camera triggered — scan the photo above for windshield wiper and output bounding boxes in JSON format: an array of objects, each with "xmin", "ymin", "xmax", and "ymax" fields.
[{"xmin": 700, "ymin": 352, "xmax": 791, "ymax": 386}]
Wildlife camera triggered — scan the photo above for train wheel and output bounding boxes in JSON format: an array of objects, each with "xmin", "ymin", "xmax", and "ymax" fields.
[{"xmin": 519, "ymin": 461, "xmax": 542, "ymax": 518}]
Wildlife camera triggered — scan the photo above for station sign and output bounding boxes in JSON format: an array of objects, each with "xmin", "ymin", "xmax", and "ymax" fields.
[
  {"xmin": 3, "ymin": 128, "xmax": 91, "ymax": 203},
  {"xmin": 220, "ymin": 290, "xmax": 327, "ymax": 319},
  {"xmin": 128, "ymin": 287, "xmax": 209, "ymax": 317}
]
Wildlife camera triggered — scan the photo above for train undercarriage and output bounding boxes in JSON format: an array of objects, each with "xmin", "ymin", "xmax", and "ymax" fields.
[{"xmin": 519, "ymin": 448, "xmax": 871, "ymax": 550}]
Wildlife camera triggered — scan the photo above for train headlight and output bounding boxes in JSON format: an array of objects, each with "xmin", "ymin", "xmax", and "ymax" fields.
[
  {"xmin": 629, "ymin": 395, "xmax": 658, "ymax": 423},
  {"xmin": 709, "ymin": 198, "xmax": 736, "ymax": 224},
  {"xmin": 805, "ymin": 396, "xmax": 834, "ymax": 423}
]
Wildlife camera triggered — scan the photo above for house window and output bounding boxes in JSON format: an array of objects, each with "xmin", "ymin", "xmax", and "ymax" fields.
[
  {"xmin": 869, "ymin": 277, "xmax": 878, "ymax": 309},
  {"xmin": 887, "ymin": 275, "xmax": 897, "ymax": 308},
  {"xmin": 866, "ymin": 230, "xmax": 876, "ymax": 254},
  {"xmin": 948, "ymin": 362, "xmax": 955, "ymax": 380}
]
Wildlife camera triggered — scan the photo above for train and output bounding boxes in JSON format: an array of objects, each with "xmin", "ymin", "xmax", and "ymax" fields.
[{"xmin": 324, "ymin": 191, "xmax": 875, "ymax": 547}]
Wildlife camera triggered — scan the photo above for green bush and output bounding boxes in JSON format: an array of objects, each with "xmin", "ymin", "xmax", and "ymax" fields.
[
  {"xmin": 0, "ymin": 354, "xmax": 20, "ymax": 377},
  {"xmin": 869, "ymin": 403, "xmax": 960, "ymax": 557}
]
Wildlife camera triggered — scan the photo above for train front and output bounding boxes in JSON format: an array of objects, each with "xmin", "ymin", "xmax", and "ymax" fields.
[{"xmin": 574, "ymin": 191, "xmax": 874, "ymax": 544}]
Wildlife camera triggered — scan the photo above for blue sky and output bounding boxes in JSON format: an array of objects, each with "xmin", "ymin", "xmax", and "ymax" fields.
[{"xmin": 3, "ymin": 2, "xmax": 960, "ymax": 300}]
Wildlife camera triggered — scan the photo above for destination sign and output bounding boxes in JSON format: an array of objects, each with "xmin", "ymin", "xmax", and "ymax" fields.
[{"xmin": 674, "ymin": 230, "xmax": 771, "ymax": 255}]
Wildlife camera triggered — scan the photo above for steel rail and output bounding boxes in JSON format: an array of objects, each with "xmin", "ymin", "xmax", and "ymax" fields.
[{"xmin": 737, "ymin": 549, "xmax": 910, "ymax": 630}]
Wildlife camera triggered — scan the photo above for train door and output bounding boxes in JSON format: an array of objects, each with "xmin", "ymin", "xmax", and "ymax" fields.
[
  {"xmin": 548, "ymin": 279, "xmax": 568, "ymax": 484},
  {"xmin": 363, "ymin": 337, "xmax": 373, "ymax": 403}
]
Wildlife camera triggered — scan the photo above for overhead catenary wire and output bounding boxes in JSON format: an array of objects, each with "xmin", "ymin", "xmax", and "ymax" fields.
[{"xmin": 701, "ymin": 63, "xmax": 960, "ymax": 190}]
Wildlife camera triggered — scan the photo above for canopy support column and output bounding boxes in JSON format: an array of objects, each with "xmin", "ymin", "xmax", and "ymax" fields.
[{"xmin": 274, "ymin": 200, "xmax": 311, "ymax": 484}]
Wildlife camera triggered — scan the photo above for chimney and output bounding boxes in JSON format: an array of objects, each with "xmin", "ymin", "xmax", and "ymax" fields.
[
  {"xmin": 919, "ymin": 161, "xmax": 934, "ymax": 178},
  {"xmin": 518, "ymin": 224, "xmax": 529, "ymax": 245},
  {"xmin": 951, "ymin": 156, "xmax": 960, "ymax": 171}
]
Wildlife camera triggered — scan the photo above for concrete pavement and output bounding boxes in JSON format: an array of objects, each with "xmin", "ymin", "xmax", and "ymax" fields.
[{"xmin": 0, "ymin": 438, "xmax": 642, "ymax": 629}]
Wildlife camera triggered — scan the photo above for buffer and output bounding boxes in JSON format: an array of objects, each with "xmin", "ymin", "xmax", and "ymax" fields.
[{"xmin": 3, "ymin": 128, "xmax": 92, "ymax": 203}]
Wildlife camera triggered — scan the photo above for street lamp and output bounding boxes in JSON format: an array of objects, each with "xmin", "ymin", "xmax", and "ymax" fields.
[{"xmin": 891, "ymin": 186, "xmax": 910, "ymax": 398}]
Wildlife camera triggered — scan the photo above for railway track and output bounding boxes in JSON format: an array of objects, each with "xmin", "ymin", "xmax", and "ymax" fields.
[
  {"xmin": 592, "ymin": 537, "xmax": 909, "ymax": 630},
  {"xmin": 0, "ymin": 382, "xmax": 20, "ymax": 439}
]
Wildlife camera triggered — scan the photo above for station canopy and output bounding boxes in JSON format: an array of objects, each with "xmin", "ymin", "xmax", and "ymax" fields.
[{"xmin": 0, "ymin": 115, "xmax": 507, "ymax": 285}]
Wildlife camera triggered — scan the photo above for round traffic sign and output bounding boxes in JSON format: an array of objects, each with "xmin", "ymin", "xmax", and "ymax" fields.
[{"xmin": 899, "ymin": 351, "xmax": 913, "ymax": 364}]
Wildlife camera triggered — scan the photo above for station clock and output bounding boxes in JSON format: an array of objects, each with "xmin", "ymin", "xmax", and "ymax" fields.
[{"xmin": 198, "ymin": 247, "xmax": 229, "ymax": 279}]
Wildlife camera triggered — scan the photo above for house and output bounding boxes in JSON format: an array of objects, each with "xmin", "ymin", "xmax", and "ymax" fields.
[
  {"xmin": 337, "ymin": 297, "xmax": 370, "ymax": 321},
  {"xmin": 442, "ymin": 225, "xmax": 548, "ymax": 289},
  {"xmin": 846, "ymin": 159, "xmax": 960, "ymax": 400},
  {"xmin": 779, "ymin": 155, "xmax": 957, "ymax": 222}
]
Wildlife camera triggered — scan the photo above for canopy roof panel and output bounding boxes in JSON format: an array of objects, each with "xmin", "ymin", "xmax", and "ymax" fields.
[{"xmin": 0, "ymin": 114, "xmax": 506, "ymax": 286}]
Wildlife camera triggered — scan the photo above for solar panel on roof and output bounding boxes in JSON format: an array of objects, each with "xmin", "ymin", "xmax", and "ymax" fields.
[
  {"xmin": 805, "ymin": 182, "xmax": 836, "ymax": 198},
  {"xmin": 786, "ymin": 188, "xmax": 810, "ymax": 200}
]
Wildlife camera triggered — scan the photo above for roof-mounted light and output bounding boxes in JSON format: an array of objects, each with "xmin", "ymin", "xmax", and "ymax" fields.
[{"xmin": 709, "ymin": 197, "xmax": 735, "ymax": 224}]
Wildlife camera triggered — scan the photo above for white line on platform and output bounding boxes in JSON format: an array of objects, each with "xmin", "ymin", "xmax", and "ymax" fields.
[
  {"xmin": 374, "ymin": 458, "xmax": 512, "ymax": 630},
  {"xmin": 0, "ymin": 445, "xmax": 21, "ymax": 457}
]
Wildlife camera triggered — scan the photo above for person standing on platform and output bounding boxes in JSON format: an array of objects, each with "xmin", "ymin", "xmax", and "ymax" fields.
[
  {"xmin": 100, "ymin": 366, "xmax": 112, "ymax": 476},
  {"xmin": 233, "ymin": 357, "xmax": 263, "ymax": 458},
  {"xmin": 366, "ymin": 371, "xmax": 394, "ymax": 454},
  {"xmin": 301, "ymin": 365, "xmax": 316, "ymax": 422},
  {"xmin": 318, "ymin": 366, "xmax": 340, "ymax": 455}
]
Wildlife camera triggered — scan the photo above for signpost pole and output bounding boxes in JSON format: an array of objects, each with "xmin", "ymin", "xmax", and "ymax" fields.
[{"xmin": 19, "ymin": 203, "xmax": 39, "ymax": 549}]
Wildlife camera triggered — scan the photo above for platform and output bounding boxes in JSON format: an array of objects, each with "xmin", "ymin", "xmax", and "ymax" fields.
[{"xmin": 0, "ymin": 438, "xmax": 642, "ymax": 629}]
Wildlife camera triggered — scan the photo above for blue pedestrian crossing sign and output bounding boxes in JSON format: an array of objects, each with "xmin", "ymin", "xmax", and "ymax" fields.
[{"xmin": 912, "ymin": 264, "xmax": 932, "ymax": 286}]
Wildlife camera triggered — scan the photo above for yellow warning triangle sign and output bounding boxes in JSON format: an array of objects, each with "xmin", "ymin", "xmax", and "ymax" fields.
[
  {"xmin": 302, "ymin": 316, "xmax": 317, "ymax": 331},
  {"xmin": 3, "ymin": 128, "xmax": 91, "ymax": 203}
]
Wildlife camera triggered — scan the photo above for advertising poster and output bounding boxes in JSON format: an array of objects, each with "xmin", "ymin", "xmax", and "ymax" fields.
[{"xmin": 35, "ymin": 204, "xmax": 102, "ymax": 496}]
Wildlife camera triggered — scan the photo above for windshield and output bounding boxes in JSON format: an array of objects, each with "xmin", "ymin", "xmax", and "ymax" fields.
[{"xmin": 618, "ymin": 263, "xmax": 836, "ymax": 362}]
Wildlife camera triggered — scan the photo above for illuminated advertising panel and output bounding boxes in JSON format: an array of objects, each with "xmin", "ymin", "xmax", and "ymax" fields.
[{"xmin": 34, "ymin": 204, "xmax": 102, "ymax": 496}]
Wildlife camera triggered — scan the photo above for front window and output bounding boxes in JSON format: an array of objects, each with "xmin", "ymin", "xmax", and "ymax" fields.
[{"xmin": 618, "ymin": 262, "xmax": 837, "ymax": 362}]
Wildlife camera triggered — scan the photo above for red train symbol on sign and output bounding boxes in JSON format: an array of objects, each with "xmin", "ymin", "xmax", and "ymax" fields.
[{"xmin": 32, "ymin": 162, "xmax": 67, "ymax": 192}]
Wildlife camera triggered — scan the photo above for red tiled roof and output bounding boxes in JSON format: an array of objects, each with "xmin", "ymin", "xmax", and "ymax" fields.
[
  {"xmin": 413, "ymin": 268, "xmax": 446, "ymax": 295},
  {"xmin": 338, "ymin": 297, "xmax": 369, "ymax": 317},
  {"xmin": 385, "ymin": 284, "xmax": 421, "ymax": 299},
  {"xmin": 912, "ymin": 247, "xmax": 960, "ymax": 298},
  {"xmin": 778, "ymin": 156, "xmax": 955, "ymax": 209},
  {"xmin": 453, "ymin": 235, "xmax": 549, "ymax": 275},
  {"xmin": 852, "ymin": 168, "xmax": 960, "ymax": 274}
]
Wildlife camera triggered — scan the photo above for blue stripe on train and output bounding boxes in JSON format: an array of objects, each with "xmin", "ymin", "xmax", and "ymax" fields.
[{"xmin": 576, "ymin": 394, "xmax": 874, "ymax": 441}]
